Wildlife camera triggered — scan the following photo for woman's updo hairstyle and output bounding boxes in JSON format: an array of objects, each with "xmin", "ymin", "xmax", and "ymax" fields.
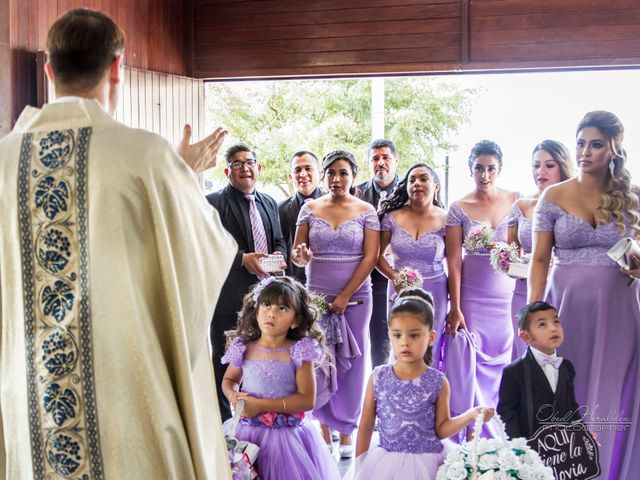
[
  {"xmin": 321, "ymin": 150, "xmax": 359, "ymax": 195},
  {"xmin": 467, "ymin": 140, "xmax": 503, "ymax": 171}
]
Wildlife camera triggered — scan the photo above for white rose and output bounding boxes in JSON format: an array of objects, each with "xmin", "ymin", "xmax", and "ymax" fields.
[
  {"xmin": 436, "ymin": 465, "xmax": 447, "ymax": 480},
  {"xmin": 493, "ymin": 472, "xmax": 511, "ymax": 480},
  {"xmin": 530, "ymin": 464, "xmax": 555, "ymax": 480},
  {"xmin": 477, "ymin": 471, "xmax": 495, "ymax": 480},
  {"xmin": 522, "ymin": 450, "xmax": 541, "ymax": 465},
  {"xmin": 444, "ymin": 449, "xmax": 464, "ymax": 465},
  {"xmin": 445, "ymin": 461, "xmax": 468, "ymax": 480},
  {"xmin": 517, "ymin": 464, "xmax": 534, "ymax": 480},
  {"xmin": 497, "ymin": 449, "xmax": 521, "ymax": 472},
  {"xmin": 477, "ymin": 453, "xmax": 499, "ymax": 471},
  {"xmin": 510, "ymin": 437, "xmax": 529, "ymax": 451}
]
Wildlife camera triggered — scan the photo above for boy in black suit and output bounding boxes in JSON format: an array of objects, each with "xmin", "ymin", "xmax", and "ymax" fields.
[{"xmin": 498, "ymin": 301, "xmax": 581, "ymax": 439}]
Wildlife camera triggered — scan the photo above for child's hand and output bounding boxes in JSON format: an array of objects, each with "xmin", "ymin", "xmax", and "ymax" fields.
[
  {"xmin": 236, "ymin": 393, "xmax": 262, "ymax": 417},
  {"xmin": 477, "ymin": 407, "xmax": 495, "ymax": 422}
]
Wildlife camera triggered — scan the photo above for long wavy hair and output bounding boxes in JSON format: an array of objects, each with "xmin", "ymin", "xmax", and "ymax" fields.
[
  {"xmin": 233, "ymin": 277, "xmax": 326, "ymax": 345},
  {"xmin": 378, "ymin": 163, "xmax": 444, "ymax": 219},
  {"xmin": 388, "ymin": 288, "xmax": 435, "ymax": 366},
  {"xmin": 532, "ymin": 139, "xmax": 575, "ymax": 182},
  {"xmin": 576, "ymin": 111, "xmax": 640, "ymax": 237}
]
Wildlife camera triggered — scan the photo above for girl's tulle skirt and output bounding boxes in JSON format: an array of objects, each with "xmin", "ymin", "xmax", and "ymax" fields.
[
  {"xmin": 223, "ymin": 418, "xmax": 341, "ymax": 480},
  {"xmin": 351, "ymin": 440, "xmax": 454, "ymax": 480}
]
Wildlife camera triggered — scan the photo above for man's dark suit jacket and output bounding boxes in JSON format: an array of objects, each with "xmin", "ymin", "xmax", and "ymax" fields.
[
  {"xmin": 497, "ymin": 347, "xmax": 581, "ymax": 439},
  {"xmin": 206, "ymin": 184, "xmax": 287, "ymax": 318},
  {"xmin": 356, "ymin": 178, "xmax": 397, "ymax": 281},
  {"xmin": 278, "ymin": 188, "xmax": 323, "ymax": 285}
]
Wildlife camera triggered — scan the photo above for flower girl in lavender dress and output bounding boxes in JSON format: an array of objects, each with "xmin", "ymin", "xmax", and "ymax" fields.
[
  {"xmin": 221, "ymin": 277, "xmax": 341, "ymax": 480},
  {"xmin": 354, "ymin": 288, "xmax": 494, "ymax": 480}
]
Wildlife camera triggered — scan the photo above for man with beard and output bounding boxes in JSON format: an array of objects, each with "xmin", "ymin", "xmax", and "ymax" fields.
[{"xmin": 357, "ymin": 139, "xmax": 400, "ymax": 368}]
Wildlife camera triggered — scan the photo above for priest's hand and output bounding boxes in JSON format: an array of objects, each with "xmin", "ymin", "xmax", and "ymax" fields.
[
  {"xmin": 242, "ymin": 252, "xmax": 268, "ymax": 276},
  {"xmin": 177, "ymin": 124, "xmax": 227, "ymax": 173}
]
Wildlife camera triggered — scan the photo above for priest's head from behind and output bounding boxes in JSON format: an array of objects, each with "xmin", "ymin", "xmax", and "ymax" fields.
[{"xmin": 46, "ymin": 8, "xmax": 125, "ymax": 116}]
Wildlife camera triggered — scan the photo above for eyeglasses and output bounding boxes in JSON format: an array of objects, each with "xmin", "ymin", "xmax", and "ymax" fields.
[{"xmin": 229, "ymin": 159, "xmax": 257, "ymax": 170}]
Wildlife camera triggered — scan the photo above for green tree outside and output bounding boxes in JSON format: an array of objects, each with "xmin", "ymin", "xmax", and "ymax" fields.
[{"xmin": 205, "ymin": 78, "xmax": 477, "ymax": 197}]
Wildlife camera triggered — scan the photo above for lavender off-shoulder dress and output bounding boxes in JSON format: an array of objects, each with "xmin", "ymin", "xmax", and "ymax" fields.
[
  {"xmin": 381, "ymin": 213, "xmax": 448, "ymax": 368},
  {"xmin": 222, "ymin": 338, "xmax": 341, "ymax": 480},
  {"xmin": 297, "ymin": 204, "xmax": 380, "ymax": 434},
  {"xmin": 354, "ymin": 365, "xmax": 452, "ymax": 479},
  {"xmin": 534, "ymin": 197, "xmax": 640, "ymax": 480},
  {"xmin": 442, "ymin": 201, "xmax": 517, "ymax": 438},
  {"xmin": 507, "ymin": 202, "xmax": 531, "ymax": 359}
]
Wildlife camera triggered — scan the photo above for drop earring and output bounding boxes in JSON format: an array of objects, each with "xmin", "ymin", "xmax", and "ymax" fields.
[{"xmin": 609, "ymin": 158, "xmax": 616, "ymax": 177}]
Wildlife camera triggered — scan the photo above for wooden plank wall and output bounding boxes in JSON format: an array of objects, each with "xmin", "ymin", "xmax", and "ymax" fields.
[
  {"xmin": 114, "ymin": 66, "xmax": 204, "ymax": 146},
  {"xmin": 194, "ymin": 0, "xmax": 462, "ymax": 78},
  {"xmin": 193, "ymin": 0, "xmax": 640, "ymax": 80},
  {"xmin": 469, "ymin": 0, "xmax": 640, "ymax": 69},
  {"xmin": 1, "ymin": 0, "xmax": 199, "ymax": 138}
]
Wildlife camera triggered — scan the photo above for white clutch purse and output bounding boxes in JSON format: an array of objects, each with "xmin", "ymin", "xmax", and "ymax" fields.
[
  {"xmin": 607, "ymin": 237, "xmax": 640, "ymax": 269},
  {"xmin": 507, "ymin": 261, "xmax": 529, "ymax": 279}
]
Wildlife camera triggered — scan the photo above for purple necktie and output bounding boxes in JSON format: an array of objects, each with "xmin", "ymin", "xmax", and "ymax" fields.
[
  {"xmin": 539, "ymin": 355, "xmax": 563, "ymax": 369},
  {"xmin": 245, "ymin": 194, "xmax": 269, "ymax": 254}
]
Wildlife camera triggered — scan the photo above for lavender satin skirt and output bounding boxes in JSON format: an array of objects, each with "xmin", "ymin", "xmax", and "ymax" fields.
[
  {"xmin": 510, "ymin": 278, "xmax": 528, "ymax": 360},
  {"xmin": 307, "ymin": 257, "xmax": 372, "ymax": 434},
  {"xmin": 546, "ymin": 264, "xmax": 640, "ymax": 480},
  {"xmin": 443, "ymin": 254, "xmax": 515, "ymax": 438}
]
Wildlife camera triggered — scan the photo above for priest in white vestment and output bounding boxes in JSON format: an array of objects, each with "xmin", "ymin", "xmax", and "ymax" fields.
[{"xmin": 0, "ymin": 9, "xmax": 235, "ymax": 479}]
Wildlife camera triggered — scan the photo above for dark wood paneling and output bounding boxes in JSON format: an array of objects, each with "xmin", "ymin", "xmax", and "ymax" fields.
[
  {"xmin": 194, "ymin": 0, "xmax": 463, "ymax": 79},
  {"xmin": 469, "ymin": 0, "xmax": 640, "ymax": 67},
  {"xmin": 7, "ymin": 0, "xmax": 192, "ymax": 76},
  {"xmin": 194, "ymin": 0, "xmax": 640, "ymax": 79}
]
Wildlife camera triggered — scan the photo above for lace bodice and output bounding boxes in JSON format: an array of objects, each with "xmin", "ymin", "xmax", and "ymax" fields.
[
  {"xmin": 507, "ymin": 203, "xmax": 533, "ymax": 254},
  {"xmin": 222, "ymin": 337, "xmax": 322, "ymax": 399},
  {"xmin": 445, "ymin": 199, "xmax": 520, "ymax": 254},
  {"xmin": 296, "ymin": 205, "xmax": 380, "ymax": 256},
  {"xmin": 533, "ymin": 197, "xmax": 633, "ymax": 267},
  {"xmin": 380, "ymin": 213, "xmax": 445, "ymax": 275},
  {"xmin": 373, "ymin": 365, "xmax": 444, "ymax": 454}
]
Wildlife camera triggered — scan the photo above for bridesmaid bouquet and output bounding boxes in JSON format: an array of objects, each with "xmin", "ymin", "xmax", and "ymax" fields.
[
  {"xmin": 463, "ymin": 223, "xmax": 493, "ymax": 252},
  {"xmin": 393, "ymin": 266, "xmax": 424, "ymax": 291},
  {"xmin": 489, "ymin": 242, "xmax": 519, "ymax": 274},
  {"xmin": 436, "ymin": 414, "xmax": 554, "ymax": 480}
]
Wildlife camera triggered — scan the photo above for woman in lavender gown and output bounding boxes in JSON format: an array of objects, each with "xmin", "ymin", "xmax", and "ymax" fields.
[
  {"xmin": 377, "ymin": 163, "xmax": 448, "ymax": 368},
  {"xmin": 529, "ymin": 111, "xmax": 640, "ymax": 479},
  {"xmin": 444, "ymin": 140, "xmax": 519, "ymax": 438},
  {"xmin": 292, "ymin": 150, "xmax": 380, "ymax": 458},
  {"xmin": 507, "ymin": 140, "xmax": 574, "ymax": 359}
]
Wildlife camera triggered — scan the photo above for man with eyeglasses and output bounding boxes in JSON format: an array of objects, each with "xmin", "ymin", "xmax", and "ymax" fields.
[
  {"xmin": 357, "ymin": 139, "xmax": 401, "ymax": 368},
  {"xmin": 206, "ymin": 143, "xmax": 287, "ymax": 421},
  {"xmin": 278, "ymin": 151, "xmax": 324, "ymax": 284}
]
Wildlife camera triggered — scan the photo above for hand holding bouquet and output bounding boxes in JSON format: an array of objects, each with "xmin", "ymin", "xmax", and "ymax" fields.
[
  {"xmin": 463, "ymin": 223, "xmax": 493, "ymax": 253},
  {"xmin": 489, "ymin": 242, "xmax": 520, "ymax": 274},
  {"xmin": 393, "ymin": 266, "xmax": 424, "ymax": 292}
]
